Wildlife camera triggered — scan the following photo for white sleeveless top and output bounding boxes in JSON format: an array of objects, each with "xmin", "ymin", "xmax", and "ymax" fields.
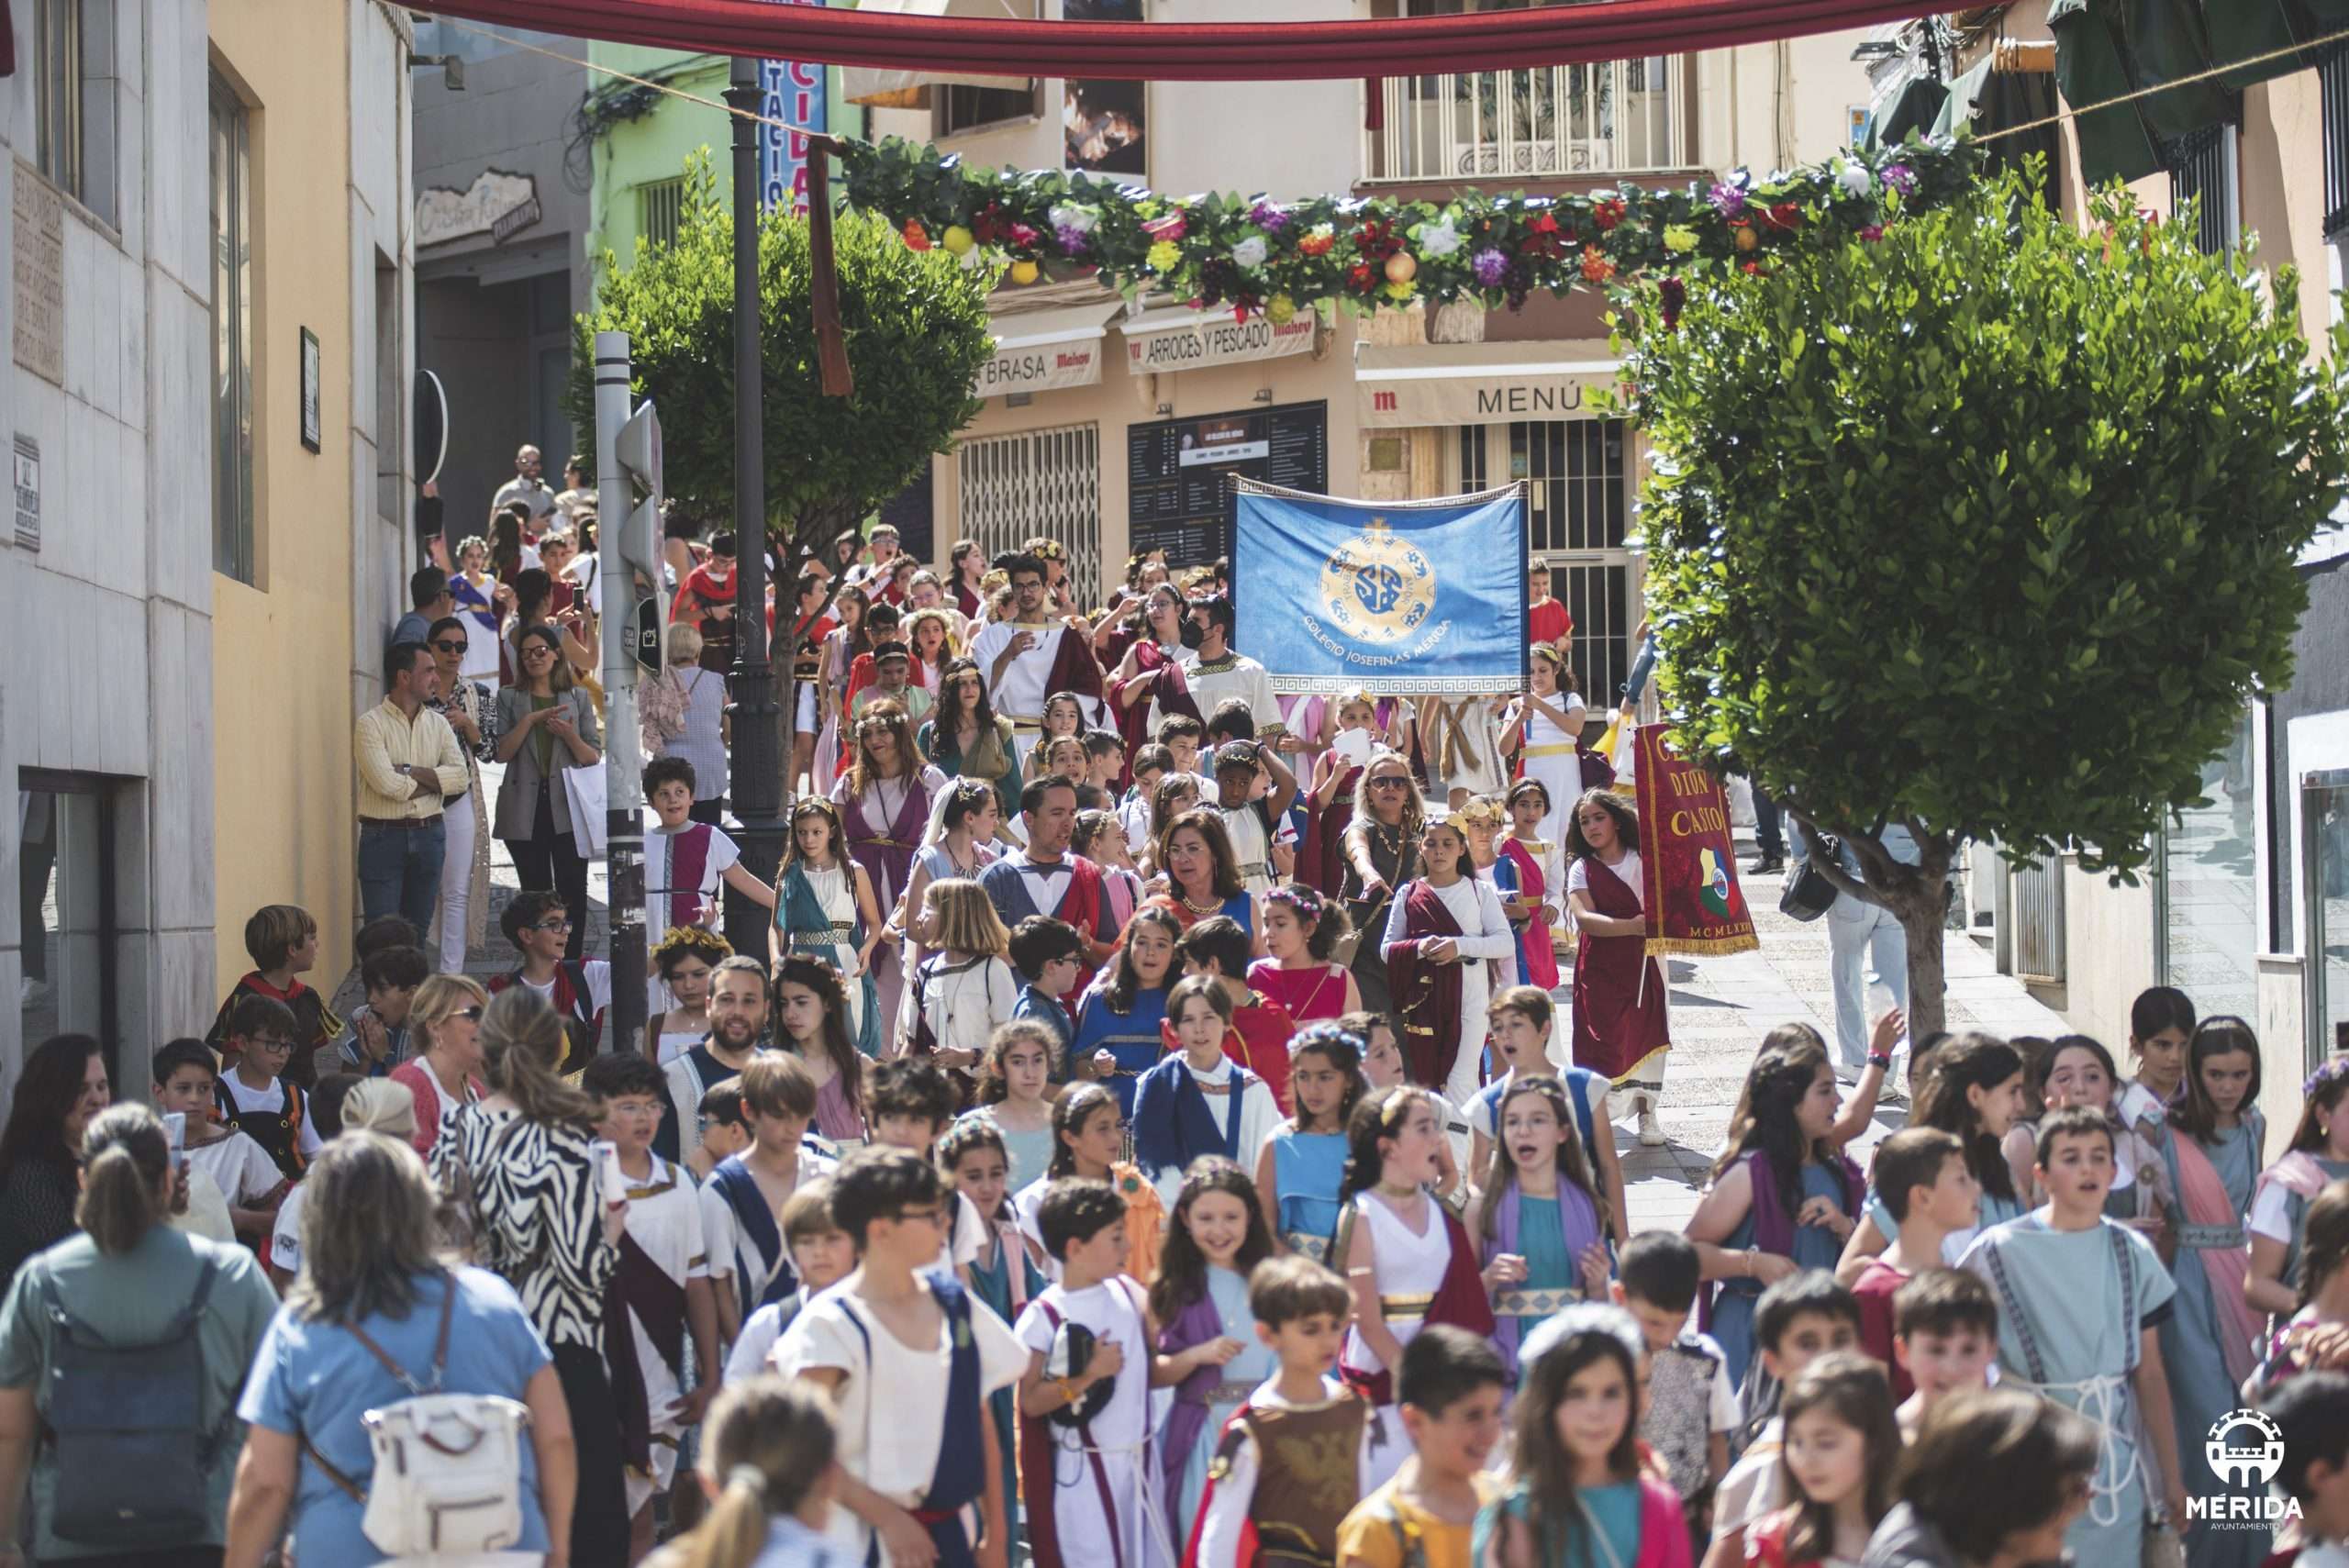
[{"xmin": 1341, "ymin": 1188, "xmax": 1453, "ymax": 1377}]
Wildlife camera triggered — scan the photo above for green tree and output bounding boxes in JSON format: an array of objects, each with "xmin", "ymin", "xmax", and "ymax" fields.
[
  {"xmin": 566, "ymin": 150, "xmax": 995, "ymax": 576},
  {"xmin": 1621, "ymin": 170, "xmax": 2349, "ymax": 1040}
]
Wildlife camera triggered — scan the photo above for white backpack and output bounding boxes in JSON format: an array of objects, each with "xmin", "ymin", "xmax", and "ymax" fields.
[{"xmin": 304, "ymin": 1273, "xmax": 533, "ymax": 1557}]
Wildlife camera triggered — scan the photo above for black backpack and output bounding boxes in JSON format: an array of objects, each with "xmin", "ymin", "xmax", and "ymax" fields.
[{"xmin": 39, "ymin": 1254, "xmax": 222, "ymax": 1548}]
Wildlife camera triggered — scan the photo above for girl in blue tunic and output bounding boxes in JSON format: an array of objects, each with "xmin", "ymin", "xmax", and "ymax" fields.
[
  {"xmin": 2149, "ymin": 1018, "xmax": 2268, "ymax": 1568},
  {"xmin": 1072, "ymin": 906, "xmax": 1179, "ymax": 1125},
  {"xmin": 1254, "ymin": 1021, "xmax": 1368, "ymax": 1262},
  {"xmin": 1148, "ymin": 1159, "xmax": 1280, "ymax": 1537},
  {"xmin": 1685, "ymin": 1034, "xmax": 1863, "ymax": 1389},
  {"xmin": 1465, "ymin": 1075, "xmax": 1612, "ymax": 1384}
]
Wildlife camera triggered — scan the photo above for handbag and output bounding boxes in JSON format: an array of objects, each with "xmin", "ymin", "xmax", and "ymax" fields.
[
  {"xmin": 1777, "ymin": 835, "xmax": 1842, "ymax": 923},
  {"xmin": 302, "ymin": 1273, "xmax": 532, "ymax": 1559}
]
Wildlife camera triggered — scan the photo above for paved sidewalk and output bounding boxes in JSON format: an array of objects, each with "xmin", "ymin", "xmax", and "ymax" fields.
[{"xmin": 1609, "ymin": 865, "xmax": 2068, "ymax": 1234}]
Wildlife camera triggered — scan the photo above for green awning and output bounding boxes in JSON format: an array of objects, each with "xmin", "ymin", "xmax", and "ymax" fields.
[{"xmin": 2051, "ymin": 0, "xmax": 2349, "ymax": 185}]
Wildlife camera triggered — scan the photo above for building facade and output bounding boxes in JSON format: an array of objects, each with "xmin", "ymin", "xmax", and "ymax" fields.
[
  {"xmin": 413, "ymin": 19, "xmax": 594, "ymax": 529},
  {"xmin": 876, "ymin": 6, "xmax": 1876, "ymax": 732},
  {"xmin": 1, "ymin": 0, "xmax": 414, "ymax": 1095}
]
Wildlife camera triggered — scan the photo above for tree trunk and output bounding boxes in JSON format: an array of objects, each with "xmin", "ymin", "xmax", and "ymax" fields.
[{"xmin": 1898, "ymin": 870, "xmax": 1949, "ymax": 1047}]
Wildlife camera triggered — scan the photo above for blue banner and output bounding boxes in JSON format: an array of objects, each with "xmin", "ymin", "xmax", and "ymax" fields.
[
  {"xmin": 1230, "ymin": 479, "xmax": 1530, "ymax": 695},
  {"xmin": 757, "ymin": 29, "xmax": 827, "ymax": 217}
]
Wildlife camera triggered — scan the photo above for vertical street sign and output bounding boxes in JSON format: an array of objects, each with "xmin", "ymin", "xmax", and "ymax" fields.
[{"xmin": 757, "ymin": 4, "xmax": 828, "ymax": 217}]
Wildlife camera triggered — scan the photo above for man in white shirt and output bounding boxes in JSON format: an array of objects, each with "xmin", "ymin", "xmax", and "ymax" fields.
[
  {"xmin": 1152, "ymin": 595, "xmax": 1286, "ymax": 746},
  {"xmin": 968, "ymin": 551, "xmax": 1107, "ymax": 765},
  {"xmin": 491, "ymin": 442, "xmax": 557, "ymax": 521}
]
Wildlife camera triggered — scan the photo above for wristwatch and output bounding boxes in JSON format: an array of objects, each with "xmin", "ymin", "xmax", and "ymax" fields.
[{"xmin": 1867, "ymin": 1051, "xmax": 1894, "ymax": 1072}]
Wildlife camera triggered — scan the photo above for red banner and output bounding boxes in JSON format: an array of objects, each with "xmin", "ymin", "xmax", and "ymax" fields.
[
  {"xmin": 1632, "ymin": 724, "xmax": 1758, "ymax": 957},
  {"xmin": 422, "ymin": 0, "xmax": 1948, "ymax": 81}
]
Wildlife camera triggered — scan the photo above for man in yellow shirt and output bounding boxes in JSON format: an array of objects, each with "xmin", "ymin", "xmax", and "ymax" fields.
[{"xmin": 353, "ymin": 639, "xmax": 470, "ymax": 936}]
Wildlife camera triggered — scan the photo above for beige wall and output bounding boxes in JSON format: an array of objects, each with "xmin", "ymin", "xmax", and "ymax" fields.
[{"xmin": 207, "ymin": 0, "xmax": 362, "ymax": 988}]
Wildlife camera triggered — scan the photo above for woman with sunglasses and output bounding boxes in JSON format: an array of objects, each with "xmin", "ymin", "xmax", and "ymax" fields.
[
  {"xmin": 388, "ymin": 973, "xmax": 489, "ymax": 1155},
  {"xmin": 424, "ymin": 615, "xmax": 499, "ymax": 973},
  {"xmin": 495, "ymin": 621, "xmax": 604, "ymax": 961},
  {"xmin": 1339, "ymin": 750, "xmax": 1425, "ymax": 1017}
]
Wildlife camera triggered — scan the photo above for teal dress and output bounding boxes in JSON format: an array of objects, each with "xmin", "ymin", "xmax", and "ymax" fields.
[
  {"xmin": 958, "ymin": 1106, "xmax": 1055, "ymax": 1194},
  {"xmin": 1268, "ymin": 1128, "xmax": 1348, "ymax": 1262},
  {"xmin": 1510, "ymin": 1195, "xmax": 1576, "ymax": 1347},
  {"xmin": 1174, "ymin": 1266, "xmax": 1279, "ymax": 1532},
  {"xmin": 1475, "ymin": 1479, "xmax": 1644, "ymax": 1568},
  {"xmin": 1712, "ymin": 1162, "xmax": 1851, "ymax": 1389},
  {"xmin": 966, "ymin": 1222, "xmax": 1046, "ymax": 1562}
]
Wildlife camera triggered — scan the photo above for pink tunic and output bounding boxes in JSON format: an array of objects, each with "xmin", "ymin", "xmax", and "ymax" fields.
[{"xmin": 1244, "ymin": 960, "xmax": 1350, "ymax": 1028}]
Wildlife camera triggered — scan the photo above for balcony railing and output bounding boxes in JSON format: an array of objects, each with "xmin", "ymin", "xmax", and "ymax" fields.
[{"xmin": 1364, "ymin": 55, "xmax": 1686, "ymax": 184}]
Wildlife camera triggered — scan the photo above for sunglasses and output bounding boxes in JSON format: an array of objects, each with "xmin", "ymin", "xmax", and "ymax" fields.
[
  {"xmin": 522, "ymin": 644, "xmax": 557, "ymax": 658},
  {"xmin": 431, "ymin": 639, "xmax": 469, "ymax": 653},
  {"xmin": 452, "ymin": 1006, "xmax": 484, "ymax": 1022},
  {"xmin": 1369, "ymin": 776, "xmax": 1409, "ymax": 789}
]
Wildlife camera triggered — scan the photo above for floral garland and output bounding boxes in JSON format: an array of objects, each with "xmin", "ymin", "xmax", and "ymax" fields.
[{"xmin": 836, "ymin": 133, "xmax": 1977, "ymax": 325}]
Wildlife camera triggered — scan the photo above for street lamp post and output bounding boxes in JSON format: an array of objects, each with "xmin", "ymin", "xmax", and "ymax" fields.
[{"xmin": 722, "ymin": 55, "xmax": 786, "ymax": 954}]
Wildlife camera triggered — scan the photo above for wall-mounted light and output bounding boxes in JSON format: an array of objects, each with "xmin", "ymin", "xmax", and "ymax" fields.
[
  {"xmin": 1154, "ymin": 402, "xmax": 1174, "ymax": 417},
  {"xmin": 1251, "ymin": 387, "xmax": 1273, "ymax": 404}
]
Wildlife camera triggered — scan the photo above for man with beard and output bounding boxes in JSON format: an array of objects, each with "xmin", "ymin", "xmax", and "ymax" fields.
[
  {"xmin": 969, "ymin": 552, "xmax": 1108, "ymax": 766},
  {"xmin": 977, "ymin": 774, "xmax": 1116, "ymax": 1000},
  {"xmin": 657, "ymin": 954, "xmax": 771, "ymax": 1166}
]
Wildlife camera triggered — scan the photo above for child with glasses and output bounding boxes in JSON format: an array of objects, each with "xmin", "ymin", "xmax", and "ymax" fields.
[
  {"xmin": 776, "ymin": 1148, "xmax": 1027, "ymax": 1568},
  {"xmin": 489, "ymin": 889, "xmax": 610, "ymax": 1073},
  {"xmin": 212, "ymin": 993, "xmax": 322, "ymax": 1184}
]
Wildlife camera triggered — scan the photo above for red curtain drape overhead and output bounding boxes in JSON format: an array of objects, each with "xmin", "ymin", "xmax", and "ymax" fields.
[{"xmin": 419, "ymin": 0, "xmax": 1948, "ymax": 81}]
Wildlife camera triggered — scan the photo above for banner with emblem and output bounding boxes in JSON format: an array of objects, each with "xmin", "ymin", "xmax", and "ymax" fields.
[
  {"xmin": 1631, "ymin": 723, "xmax": 1760, "ymax": 957},
  {"xmin": 1229, "ymin": 477, "xmax": 1530, "ymax": 695}
]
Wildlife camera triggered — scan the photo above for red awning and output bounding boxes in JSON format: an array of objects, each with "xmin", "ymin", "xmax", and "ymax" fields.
[{"xmin": 418, "ymin": 0, "xmax": 1950, "ymax": 82}]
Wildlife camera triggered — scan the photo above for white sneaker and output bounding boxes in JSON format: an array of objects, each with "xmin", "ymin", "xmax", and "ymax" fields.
[
  {"xmin": 18, "ymin": 977, "xmax": 49, "ymax": 1008},
  {"xmin": 1637, "ymin": 1095, "xmax": 1665, "ymax": 1147}
]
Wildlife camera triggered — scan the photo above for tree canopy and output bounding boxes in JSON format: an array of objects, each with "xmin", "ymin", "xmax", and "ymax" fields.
[
  {"xmin": 566, "ymin": 150, "xmax": 996, "ymax": 558},
  {"xmin": 1620, "ymin": 168, "xmax": 2349, "ymax": 1031}
]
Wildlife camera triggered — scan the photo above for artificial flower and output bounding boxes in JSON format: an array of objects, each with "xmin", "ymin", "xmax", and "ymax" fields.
[
  {"xmin": 1142, "ymin": 211, "xmax": 1188, "ymax": 243},
  {"xmin": 1267, "ymin": 292, "xmax": 1297, "ymax": 326},
  {"xmin": 1833, "ymin": 159, "xmax": 1873, "ymax": 199},
  {"xmin": 1663, "ymin": 225, "xmax": 1699, "ymax": 254},
  {"xmin": 1230, "ymin": 234, "xmax": 1269, "ymax": 269},
  {"xmin": 1298, "ymin": 226, "xmax": 1336, "ymax": 258},
  {"xmin": 1859, "ymin": 224, "xmax": 1886, "ymax": 242},
  {"xmin": 1384, "ymin": 277, "xmax": 1417, "ymax": 301},
  {"xmin": 1146, "ymin": 240, "xmax": 1182, "ymax": 272},
  {"xmin": 1766, "ymin": 201, "xmax": 1802, "ymax": 229},
  {"xmin": 1708, "ymin": 181, "xmax": 1748, "ymax": 218},
  {"xmin": 1580, "ymin": 250, "xmax": 1615, "ymax": 284},
  {"xmin": 1418, "ymin": 218, "xmax": 1463, "ymax": 258},
  {"xmin": 1593, "ymin": 196, "xmax": 1627, "ymax": 231},
  {"xmin": 1250, "ymin": 200, "xmax": 1291, "ymax": 233},
  {"xmin": 1882, "ymin": 163, "xmax": 1917, "ymax": 195},
  {"xmin": 1472, "ymin": 247, "xmax": 1508, "ymax": 286},
  {"xmin": 1008, "ymin": 222, "xmax": 1040, "ymax": 247},
  {"xmin": 902, "ymin": 220, "xmax": 931, "ymax": 250},
  {"xmin": 1056, "ymin": 225, "xmax": 1091, "ymax": 256},
  {"xmin": 1048, "ymin": 204, "xmax": 1097, "ymax": 234}
]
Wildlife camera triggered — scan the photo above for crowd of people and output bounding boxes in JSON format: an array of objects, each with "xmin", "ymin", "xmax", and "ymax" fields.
[{"xmin": 2, "ymin": 504, "xmax": 2348, "ymax": 1568}]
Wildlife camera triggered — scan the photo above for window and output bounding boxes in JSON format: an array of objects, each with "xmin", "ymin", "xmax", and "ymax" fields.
[
  {"xmin": 2158, "ymin": 704, "xmax": 2259, "ymax": 1023},
  {"xmin": 2167, "ymin": 123, "xmax": 2239, "ymax": 258},
  {"xmin": 2307, "ymin": 769, "xmax": 2349, "ymax": 1066},
  {"xmin": 210, "ymin": 70, "xmax": 257, "ymax": 585},
  {"xmin": 957, "ymin": 423, "xmax": 1100, "ymax": 603},
  {"xmin": 30, "ymin": 0, "xmax": 116, "ymax": 227},
  {"xmin": 939, "ymin": 83, "xmax": 1039, "ymax": 137},
  {"xmin": 637, "ymin": 178, "xmax": 684, "ymax": 251},
  {"xmin": 2324, "ymin": 43, "xmax": 2349, "ymax": 243}
]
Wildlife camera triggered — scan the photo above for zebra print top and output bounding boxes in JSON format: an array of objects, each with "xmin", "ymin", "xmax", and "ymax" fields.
[{"xmin": 431, "ymin": 1103, "xmax": 616, "ymax": 1351}]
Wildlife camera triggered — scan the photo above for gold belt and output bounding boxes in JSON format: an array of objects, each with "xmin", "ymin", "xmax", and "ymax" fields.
[
  {"xmin": 1379, "ymin": 1293, "xmax": 1434, "ymax": 1318},
  {"xmin": 1522, "ymin": 743, "xmax": 1577, "ymax": 758}
]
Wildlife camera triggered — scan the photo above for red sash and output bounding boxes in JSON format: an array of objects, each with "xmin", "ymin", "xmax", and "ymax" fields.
[
  {"xmin": 1301, "ymin": 769, "xmax": 1362, "ymax": 895},
  {"xmin": 1109, "ymin": 643, "xmax": 1200, "ymax": 780},
  {"xmin": 1043, "ymin": 627, "xmax": 1110, "ymax": 727},
  {"xmin": 1381, "ymin": 881, "xmax": 1464, "ymax": 1091},
  {"xmin": 1061, "ymin": 856, "xmax": 1107, "ymax": 1002},
  {"xmin": 1570, "ymin": 858, "xmax": 1669, "ymax": 1082},
  {"xmin": 1337, "ymin": 1208, "xmax": 1496, "ymax": 1407}
]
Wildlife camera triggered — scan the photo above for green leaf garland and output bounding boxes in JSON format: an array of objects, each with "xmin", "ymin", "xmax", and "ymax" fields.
[{"xmin": 836, "ymin": 133, "xmax": 1980, "ymax": 320}]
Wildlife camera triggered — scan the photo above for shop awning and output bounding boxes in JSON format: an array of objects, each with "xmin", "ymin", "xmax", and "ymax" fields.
[
  {"xmin": 841, "ymin": 0, "xmax": 1031, "ymax": 105},
  {"xmin": 974, "ymin": 298, "xmax": 1127, "ymax": 399},
  {"xmin": 1354, "ymin": 340, "xmax": 1623, "ymax": 428},
  {"xmin": 1121, "ymin": 305, "xmax": 1316, "ymax": 375}
]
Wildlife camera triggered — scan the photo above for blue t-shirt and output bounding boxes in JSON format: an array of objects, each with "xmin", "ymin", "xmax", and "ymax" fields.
[{"xmin": 239, "ymin": 1267, "xmax": 554, "ymax": 1564}]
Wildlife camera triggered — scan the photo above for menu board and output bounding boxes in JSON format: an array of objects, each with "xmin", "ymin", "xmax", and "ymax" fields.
[{"xmin": 1127, "ymin": 400, "xmax": 1327, "ymax": 570}]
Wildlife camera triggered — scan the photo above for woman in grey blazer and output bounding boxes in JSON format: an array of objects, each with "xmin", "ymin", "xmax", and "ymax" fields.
[{"xmin": 495, "ymin": 621, "xmax": 603, "ymax": 960}]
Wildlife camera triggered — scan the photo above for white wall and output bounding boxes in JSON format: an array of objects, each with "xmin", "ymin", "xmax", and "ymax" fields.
[{"xmin": 1, "ymin": 0, "xmax": 218, "ymax": 1091}]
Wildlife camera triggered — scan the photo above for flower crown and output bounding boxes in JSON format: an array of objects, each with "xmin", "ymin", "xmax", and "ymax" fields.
[
  {"xmin": 1265, "ymin": 884, "xmax": 1327, "ymax": 921},
  {"xmin": 2305, "ymin": 1054, "xmax": 2349, "ymax": 1098}
]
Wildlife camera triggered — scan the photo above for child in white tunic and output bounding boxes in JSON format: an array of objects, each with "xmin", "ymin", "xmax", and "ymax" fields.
[
  {"xmin": 776, "ymin": 1150, "xmax": 1027, "ymax": 1568},
  {"xmin": 1015, "ymin": 1178, "xmax": 1174, "ymax": 1568}
]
